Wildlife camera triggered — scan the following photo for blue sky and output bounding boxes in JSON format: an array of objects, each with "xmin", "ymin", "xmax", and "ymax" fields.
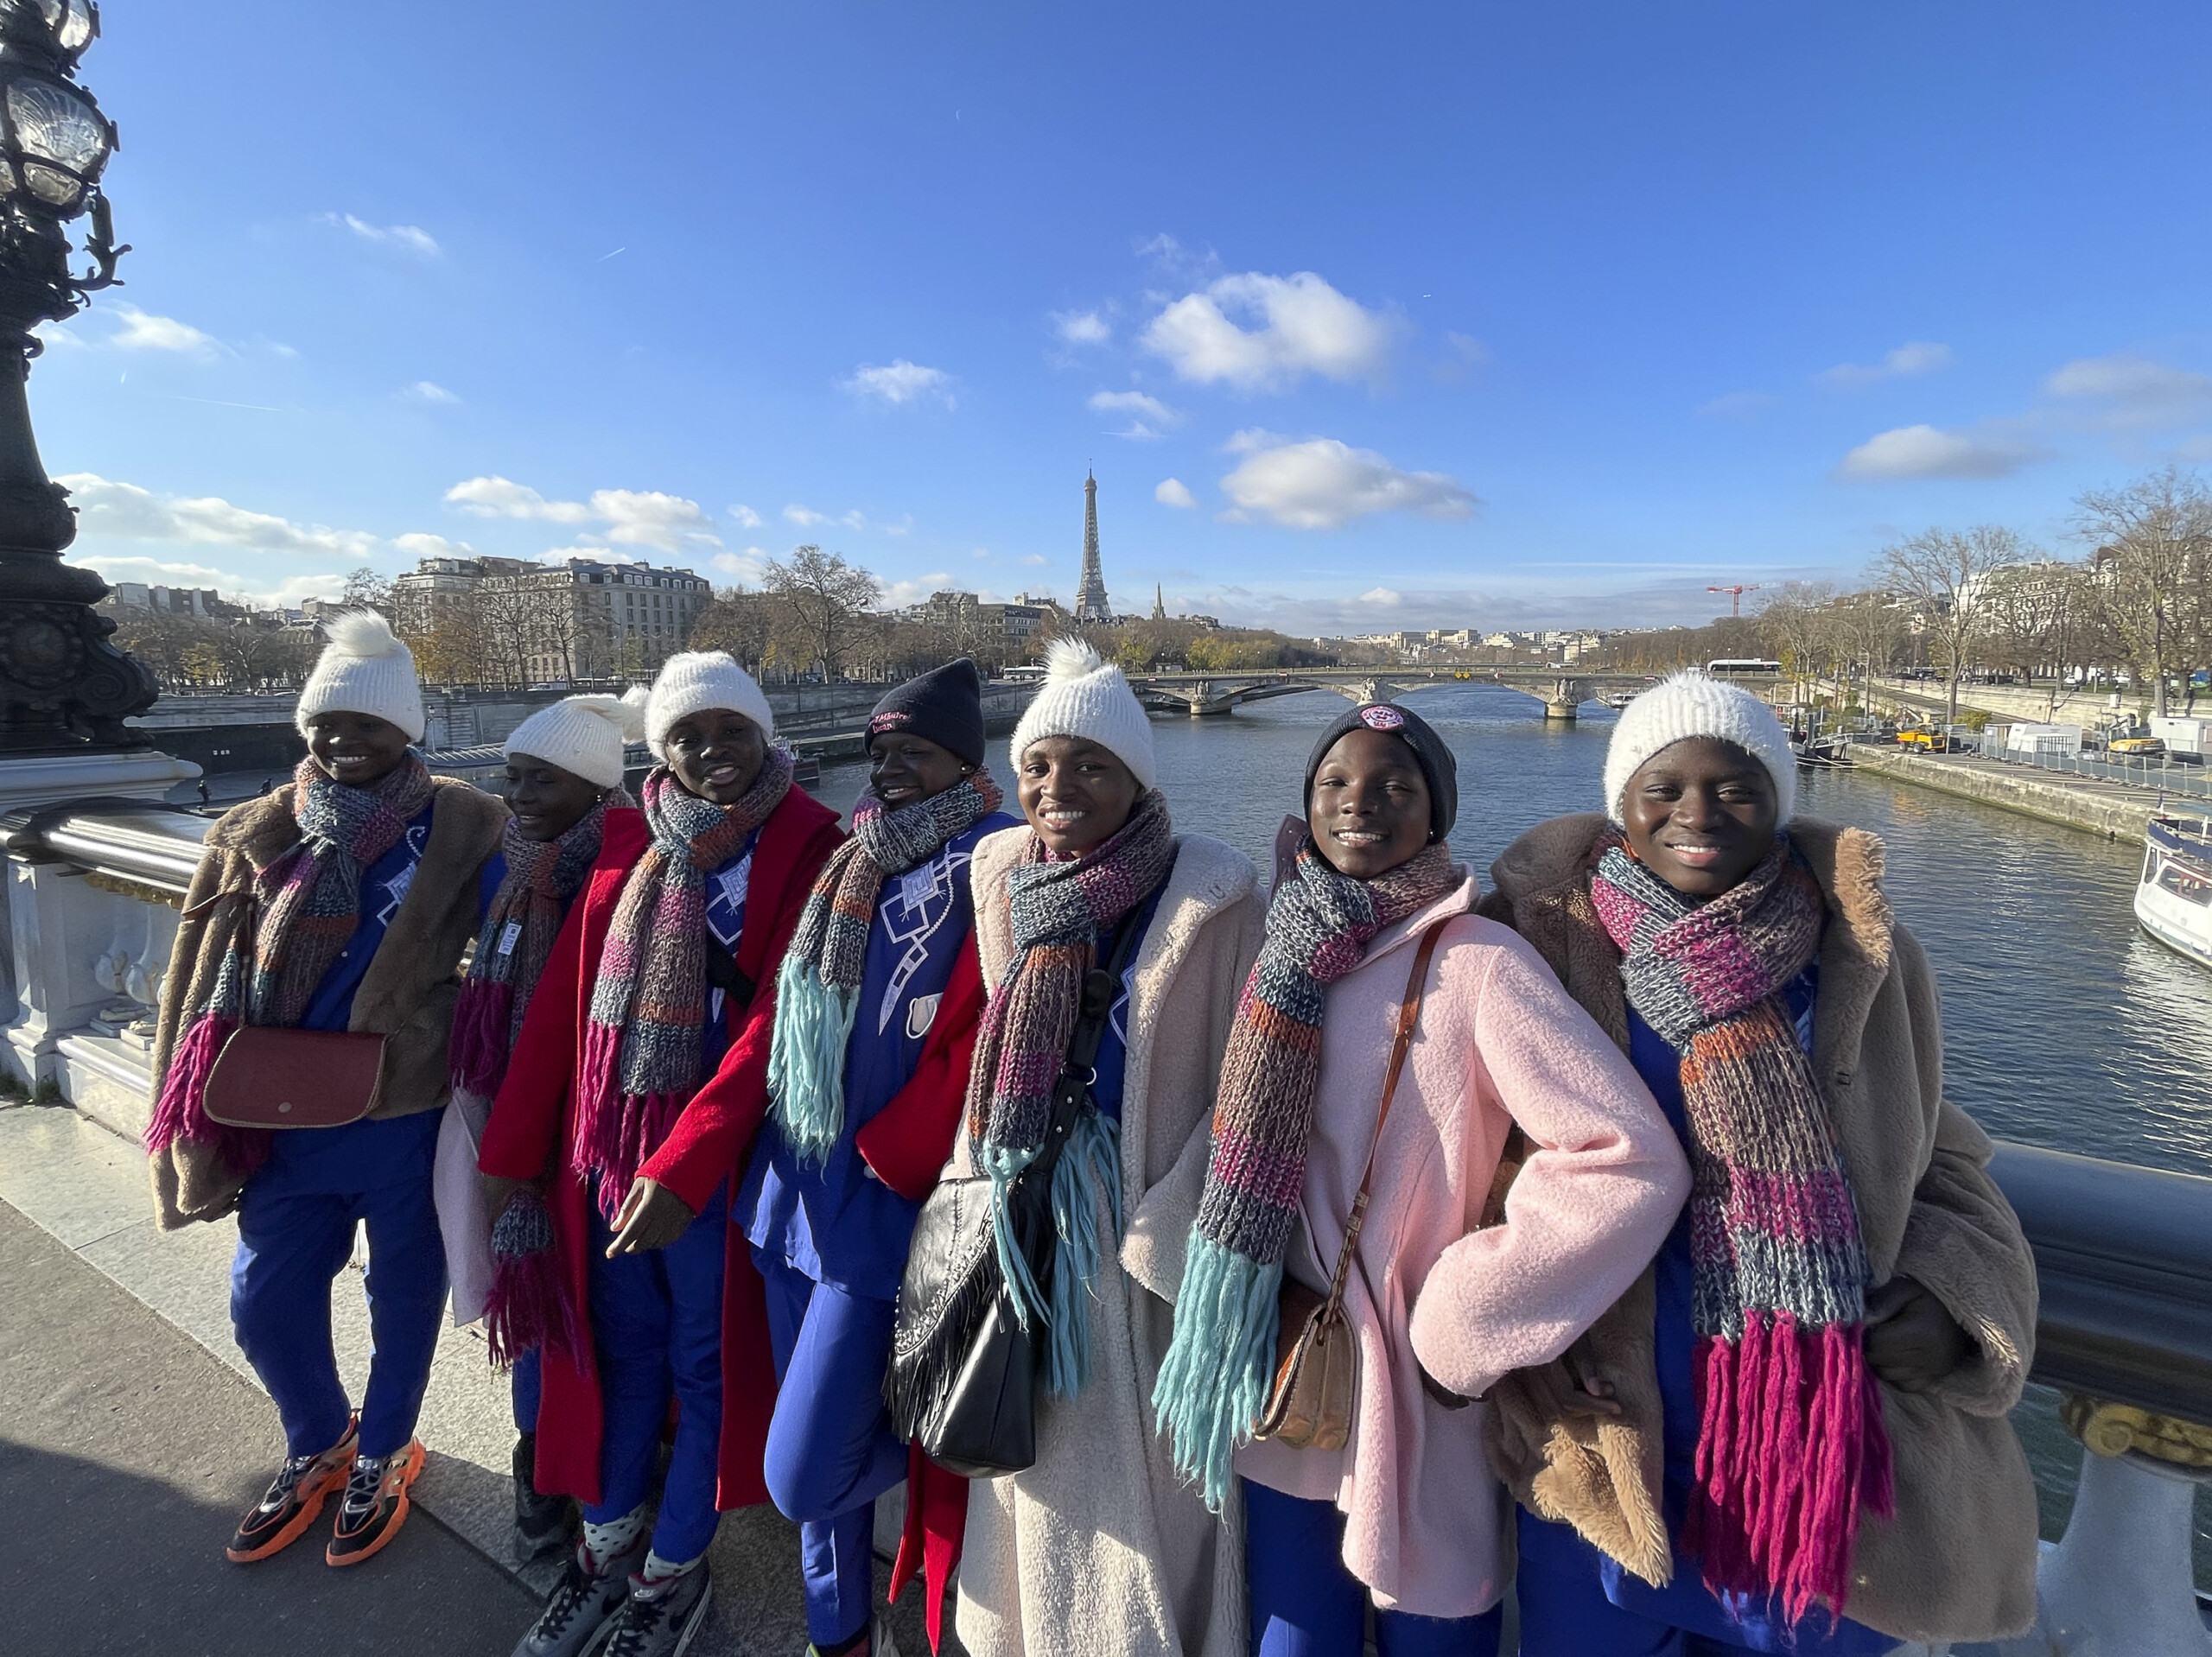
[{"xmin": 31, "ymin": 2, "xmax": 2212, "ymax": 632}]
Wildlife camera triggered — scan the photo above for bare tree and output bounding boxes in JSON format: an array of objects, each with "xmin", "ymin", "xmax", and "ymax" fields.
[
  {"xmin": 1754, "ymin": 581, "xmax": 1838, "ymax": 696},
  {"xmin": 761, "ymin": 546, "xmax": 880, "ymax": 680},
  {"xmin": 2075, "ymin": 468, "xmax": 2212, "ymax": 718},
  {"xmin": 688, "ymin": 587, "xmax": 775, "ymax": 674},
  {"xmin": 340, "ymin": 567, "xmax": 394, "ymax": 617},
  {"xmin": 1879, "ymin": 526, "xmax": 2026, "ymax": 730}
]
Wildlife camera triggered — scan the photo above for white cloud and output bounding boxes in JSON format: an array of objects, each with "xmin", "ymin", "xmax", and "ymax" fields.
[
  {"xmin": 1022, "ymin": 554, "xmax": 1050, "ymax": 566},
  {"xmin": 1358, "ymin": 587, "xmax": 1402, "ymax": 606},
  {"xmin": 1090, "ymin": 390, "xmax": 1182, "ymax": 440},
  {"xmin": 1054, "ymin": 310, "xmax": 1110, "ymax": 346},
  {"xmin": 60, "ymin": 472, "xmax": 382, "ymax": 557},
  {"xmin": 784, "ymin": 504, "xmax": 867, "ymax": 531},
  {"xmin": 109, "ymin": 304, "xmax": 219, "ymax": 356},
  {"xmin": 393, "ymin": 531, "xmax": 473, "ymax": 558},
  {"xmin": 327, "ymin": 213, "xmax": 440, "ymax": 257},
  {"xmin": 81, "ymin": 554, "xmax": 349, "ymax": 609},
  {"xmin": 1141, "ymin": 272, "xmax": 1395, "ymax": 391},
  {"xmin": 1818, "ymin": 341, "xmax": 1954, "ymax": 387},
  {"xmin": 444, "ymin": 476, "xmax": 720, "ymax": 550},
  {"xmin": 728, "ymin": 504, "xmax": 764, "ymax": 529},
  {"xmin": 842, "ymin": 359, "xmax": 955, "ymax": 407},
  {"xmin": 1697, "ymin": 390, "xmax": 1777, "ymax": 418},
  {"xmin": 880, "ymin": 573, "xmax": 954, "ymax": 609},
  {"xmin": 1835, "ymin": 424, "xmax": 2043, "ymax": 480},
  {"xmin": 972, "ymin": 548, "xmax": 991, "ymax": 560},
  {"xmin": 2044, "ymin": 353, "xmax": 2212, "ymax": 427},
  {"xmin": 1155, "ymin": 478, "xmax": 1198, "ymax": 510},
  {"xmin": 401, "ymin": 379, "xmax": 458, "ymax": 404},
  {"xmin": 710, "ymin": 548, "xmax": 770, "ymax": 582},
  {"xmin": 1217, "ymin": 432, "xmax": 1477, "ymax": 530}
]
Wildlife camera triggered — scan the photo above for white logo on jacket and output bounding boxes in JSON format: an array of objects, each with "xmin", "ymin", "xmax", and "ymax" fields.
[{"xmin": 874, "ymin": 843, "xmax": 973, "ymax": 1036}]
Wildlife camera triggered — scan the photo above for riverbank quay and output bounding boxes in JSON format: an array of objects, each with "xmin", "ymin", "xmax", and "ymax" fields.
[
  {"xmin": 1847, "ymin": 743, "xmax": 2168, "ymax": 843},
  {"xmin": 0, "ymin": 1101, "xmax": 950, "ymax": 1657}
]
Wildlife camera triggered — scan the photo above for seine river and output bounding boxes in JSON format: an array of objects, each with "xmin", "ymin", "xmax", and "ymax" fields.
[{"xmin": 820, "ymin": 681, "xmax": 2212, "ymax": 1571}]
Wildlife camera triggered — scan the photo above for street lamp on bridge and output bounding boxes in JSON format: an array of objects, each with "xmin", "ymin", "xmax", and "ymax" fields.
[{"xmin": 0, "ymin": 0, "xmax": 151, "ymax": 750}]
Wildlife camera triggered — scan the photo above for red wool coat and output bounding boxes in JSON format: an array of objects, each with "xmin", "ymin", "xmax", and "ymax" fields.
[{"xmin": 479, "ymin": 788, "xmax": 843, "ymax": 1511}]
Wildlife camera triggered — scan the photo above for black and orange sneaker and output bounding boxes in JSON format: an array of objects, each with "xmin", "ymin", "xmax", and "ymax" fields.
[
  {"xmin": 325, "ymin": 1438, "xmax": 425, "ymax": 1567},
  {"xmin": 226, "ymin": 1419, "xmax": 359, "ymax": 1563}
]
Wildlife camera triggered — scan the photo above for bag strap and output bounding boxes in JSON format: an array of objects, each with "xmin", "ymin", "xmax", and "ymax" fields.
[
  {"xmin": 1035, "ymin": 903, "xmax": 1152, "ymax": 1182},
  {"xmin": 1320, "ymin": 916, "xmax": 1449, "ymax": 1317}
]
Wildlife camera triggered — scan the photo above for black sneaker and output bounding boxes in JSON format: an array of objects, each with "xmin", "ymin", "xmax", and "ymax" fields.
[
  {"xmin": 324, "ymin": 1439, "xmax": 425, "ymax": 1567},
  {"xmin": 512, "ymin": 1432, "xmax": 575, "ymax": 1563},
  {"xmin": 511, "ymin": 1538, "xmax": 647, "ymax": 1657},
  {"xmin": 603, "ymin": 1565, "xmax": 713, "ymax": 1657},
  {"xmin": 226, "ymin": 1418, "xmax": 358, "ymax": 1563}
]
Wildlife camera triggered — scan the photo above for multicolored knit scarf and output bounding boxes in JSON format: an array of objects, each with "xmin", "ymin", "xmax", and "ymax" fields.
[
  {"xmin": 147, "ymin": 754, "xmax": 436, "ymax": 1167},
  {"xmin": 768, "ymin": 770, "xmax": 1004, "ymax": 1162},
  {"xmin": 966, "ymin": 788, "xmax": 1176, "ymax": 1396},
  {"xmin": 1589, "ymin": 834, "xmax": 1893, "ymax": 1628},
  {"xmin": 450, "ymin": 794, "xmax": 627, "ymax": 1127},
  {"xmin": 575, "ymin": 749, "xmax": 794, "ymax": 1217},
  {"xmin": 1154, "ymin": 838, "xmax": 1460, "ymax": 1508}
]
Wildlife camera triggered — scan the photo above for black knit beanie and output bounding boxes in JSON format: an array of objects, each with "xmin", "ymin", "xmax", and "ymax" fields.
[
  {"xmin": 868, "ymin": 657, "xmax": 986, "ymax": 767},
  {"xmin": 1304, "ymin": 702, "xmax": 1459, "ymax": 842}
]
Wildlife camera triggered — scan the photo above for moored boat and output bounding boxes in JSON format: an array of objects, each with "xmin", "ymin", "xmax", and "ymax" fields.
[{"xmin": 2135, "ymin": 811, "xmax": 2212, "ymax": 968}]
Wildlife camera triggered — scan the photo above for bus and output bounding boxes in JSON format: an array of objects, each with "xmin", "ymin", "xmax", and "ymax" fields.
[{"xmin": 1707, "ymin": 657, "xmax": 1782, "ymax": 677}]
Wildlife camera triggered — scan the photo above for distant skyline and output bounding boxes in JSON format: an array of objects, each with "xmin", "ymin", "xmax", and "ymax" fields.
[{"xmin": 28, "ymin": 3, "xmax": 2212, "ymax": 634}]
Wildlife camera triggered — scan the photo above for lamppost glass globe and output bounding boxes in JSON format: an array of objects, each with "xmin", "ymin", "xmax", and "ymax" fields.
[{"xmin": 3, "ymin": 74, "xmax": 110, "ymax": 210}]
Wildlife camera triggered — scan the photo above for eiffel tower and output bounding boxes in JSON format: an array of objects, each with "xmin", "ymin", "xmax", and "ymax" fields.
[{"xmin": 1074, "ymin": 469, "xmax": 1112, "ymax": 623}]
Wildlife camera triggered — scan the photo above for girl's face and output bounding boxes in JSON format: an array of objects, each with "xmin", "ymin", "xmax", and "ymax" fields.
[
  {"xmin": 1017, "ymin": 735, "xmax": 1141, "ymax": 858},
  {"xmin": 1620, "ymin": 737, "xmax": 1780, "ymax": 898},
  {"xmin": 1307, "ymin": 727, "xmax": 1433, "ymax": 879},
  {"xmin": 664, "ymin": 708, "xmax": 766, "ymax": 804},
  {"xmin": 305, "ymin": 712, "xmax": 410, "ymax": 787},
  {"xmin": 869, "ymin": 730, "xmax": 969, "ymax": 809},
  {"xmin": 503, "ymin": 753, "xmax": 605, "ymax": 841}
]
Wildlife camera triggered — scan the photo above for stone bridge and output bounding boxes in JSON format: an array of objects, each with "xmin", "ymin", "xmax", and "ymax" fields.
[{"xmin": 1123, "ymin": 667, "xmax": 1752, "ymax": 722}]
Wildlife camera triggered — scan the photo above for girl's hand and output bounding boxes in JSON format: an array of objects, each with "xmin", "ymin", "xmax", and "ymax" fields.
[
  {"xmin": 480, "ymin": 1174, "xmax": 534, "ymax": 1232},
  {"xmin": 1527, "ymin": 1337, "xmax": 1622, "ymax": 1419},
  {"xmin": 605, "ymin": 1177, "xmax": 696, "ymax": 1255},
  {"xmin": 1864, "ymin": 1276, "xmax": 1973, "ymax": 1392}
]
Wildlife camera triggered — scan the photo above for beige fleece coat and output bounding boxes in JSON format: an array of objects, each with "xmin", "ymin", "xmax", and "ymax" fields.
[
  {"xmin": 1478, "ymin": 813, "xmax": 2041, "ymax": 1646},
  {"xmin": 148, "ymin": 777, "xmax": 509, "ymax": 1229},
  {"xmin": 950, "ymin": 828, "xmax": 1268, "ymax": 1657}
]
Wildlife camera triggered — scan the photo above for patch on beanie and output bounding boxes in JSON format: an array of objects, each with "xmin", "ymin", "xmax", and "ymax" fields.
[
  {"xmin": 868, "ymin": 711, "xmax": 912, "ymax": 735},
  {"xmin": 1359, "ymin": 705, "xmax": 1407, "ymax": 731}
]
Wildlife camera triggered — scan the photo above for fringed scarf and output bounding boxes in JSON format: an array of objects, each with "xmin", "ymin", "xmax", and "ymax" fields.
[
  {"xmin": 966, "ymin": 788, "xmax": 1176, "ymax": 1396},
  {"xmin": 1589, "ymin": 834, "xmax": 1893, "ymax": 1628},
  {"xmin": 1154, "ymin": 838, "xmax": 1460, "ymax": 1508},
  {"xmin": 450, "ymin": 795, "xmax": 626, "ymax": 1125},
  {"xmin": 768, "ymin": 770, "xmax": 1004, "ymax": 1162},
  {"xmin": 575, "ymin": 750, "xmax": 794, "ymax": 1218},
  {"xmin": 146, "ymin": 754, "xmax": 437, "ymax": 1171}
]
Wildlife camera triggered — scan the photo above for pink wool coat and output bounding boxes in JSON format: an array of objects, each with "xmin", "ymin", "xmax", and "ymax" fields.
[{"xmin": 1234, "ymin": 875, "xmax": 1689, "ymax": 1621}]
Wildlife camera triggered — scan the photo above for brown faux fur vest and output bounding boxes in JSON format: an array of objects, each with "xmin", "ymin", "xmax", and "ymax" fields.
[
  {"xmin": 1478, "ymin": 813, "xmax": 2041, "ymax": 1646},
  {"xmin": 148, "ymin": 776, "xmax": 508, "ymax": 1229}
]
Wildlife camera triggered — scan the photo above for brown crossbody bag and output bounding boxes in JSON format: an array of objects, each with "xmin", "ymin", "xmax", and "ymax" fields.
[{"xmin": 197, "ymin": 880, "xmax": 389, "ymax": 1131}]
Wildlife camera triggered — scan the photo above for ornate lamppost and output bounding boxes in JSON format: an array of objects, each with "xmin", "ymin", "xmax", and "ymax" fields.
[{"xmin": 0, "ymin": 0, "xmax": 151, "ymax": 750}]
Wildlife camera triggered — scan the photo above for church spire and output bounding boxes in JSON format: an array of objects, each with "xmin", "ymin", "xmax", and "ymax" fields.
[
  {"xmin": 1153, "ymin": 582, "xmax": 1166, "ymax": 621},
  {"xmin": 1075, "ymin": 469, "xmax": 1112, "ymax": 624}
]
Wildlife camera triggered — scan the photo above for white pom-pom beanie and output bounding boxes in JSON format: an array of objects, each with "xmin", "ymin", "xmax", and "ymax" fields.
[
  {"xmin": 503, "ymin": 690, "xmax": 647, "ymax": 789},
  {"xmin": 296, "ymin": 611, "xmax": 425, "ymax": 743},
  {"xmin": 644, "ymin": 651, "xmax": 775, "ymax": 758},
  {"xmin": 1602, "ymin": 670, "xmax": 1796, "ymax": 826},
  {"xmin": 1007, "ymin": 638, "xmax": 1157, "ymax": 790}
]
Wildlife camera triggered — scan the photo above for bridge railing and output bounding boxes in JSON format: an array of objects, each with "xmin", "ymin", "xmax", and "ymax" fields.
[{"xmin": 0, "ymin": 802, "xmax": 2203, "ymax": 1647}]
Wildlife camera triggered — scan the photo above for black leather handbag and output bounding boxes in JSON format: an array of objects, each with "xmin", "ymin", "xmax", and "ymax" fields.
[{"xmin": 886, "ymin": 917, "xmax": 1146, "ymax": 1479}]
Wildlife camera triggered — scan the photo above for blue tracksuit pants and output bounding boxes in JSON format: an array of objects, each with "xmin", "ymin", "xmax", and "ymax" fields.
[
  {"xmin": 755, "ymin": 1248, "xmax": 906, "ymax": 1648},
  {"xmin": 229, "ymin": 1121, "xmax": 448, "ymax": 1463},
  {"xmin": 512, "ymin": 1347, "xmax": 542, "ymax": 1433},
  {"xmin": 584, "ymin": 1184, "xmax": 728, "ymax": 1566},
  {"xmin": 1243, "ymin": 1479, "xmax": 1503, "ymax": 1657}
]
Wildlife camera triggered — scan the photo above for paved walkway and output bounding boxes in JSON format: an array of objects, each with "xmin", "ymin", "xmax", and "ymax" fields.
[{"xmin": 0, "ymin": 1101, "xmax": 950, "ymax": 1656}]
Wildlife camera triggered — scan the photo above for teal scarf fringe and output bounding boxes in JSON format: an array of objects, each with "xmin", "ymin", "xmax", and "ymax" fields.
[
  {"xmin": 1152, "ymin": 1233, "xmax": 1283, "ymax": 1511},
  {"xmin": 981, "ymin": 1106, "xmax": 1123, "ymax": 1400},
  {"xmin": 766, "ymin": 953, "xmax": 859, "ymax": 1165}
]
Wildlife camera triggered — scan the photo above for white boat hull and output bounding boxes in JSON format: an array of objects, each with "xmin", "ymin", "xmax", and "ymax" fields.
[
  {"xmin": 2136, "ymin": 886, "xmax": 2212, "ymax": 968},
  {"xmin": 2135, "ymin": 827, "xmax": 2212, "ymax": 968}
]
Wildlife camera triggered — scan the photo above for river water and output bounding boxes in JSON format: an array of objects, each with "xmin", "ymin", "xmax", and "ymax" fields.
[{"xmin": 817, "ymin": 682, "xmax": 2212, "ymax": 1570}]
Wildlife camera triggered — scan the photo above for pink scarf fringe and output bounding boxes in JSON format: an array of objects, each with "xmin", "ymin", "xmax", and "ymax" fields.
[
  {"xmin": 572, "ymin": 1021, "xmax": 689, "ymax": 1222},
  {"xmin": 144, "ymin": 1013, "xmax": 270, "ymax": 1181},
  {"xmin": 447, "ymin": 979, "xmax": 517, "ymax": 1101},
  {"xmin": 486, "ymin": 1241, "xmax": 587, "ymax": 1372},
  {"xmin": 1687, "ymin": 1312, "xmax": 1896, "ymax": 1627}
]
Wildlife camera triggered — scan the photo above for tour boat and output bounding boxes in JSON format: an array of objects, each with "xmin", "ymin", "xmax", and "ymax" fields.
[{"xmin": 2135, "ymin": 812, "xmax": 2212, "ymax": 968}]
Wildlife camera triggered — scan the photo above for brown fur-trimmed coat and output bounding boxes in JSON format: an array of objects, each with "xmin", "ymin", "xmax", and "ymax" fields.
[
  {"xmin": 1477, "ymin": 813, "xmax": 2040, "ymax": 1646},
  {"xmin": 148, "ymin": 777, "xmax": 508, "ymax": 1230}
]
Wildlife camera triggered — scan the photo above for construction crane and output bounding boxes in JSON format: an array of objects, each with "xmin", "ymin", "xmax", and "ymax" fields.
[{"xmin": 1707, "ymin": 583, "xmax": 1762, "ymax": 616}]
